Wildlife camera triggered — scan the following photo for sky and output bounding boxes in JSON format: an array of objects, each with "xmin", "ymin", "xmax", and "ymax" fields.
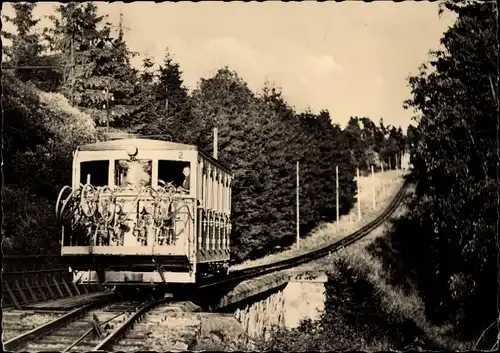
[{"xmin": 2, "ymin": 1, "xmax": 457, "ymax": 130}]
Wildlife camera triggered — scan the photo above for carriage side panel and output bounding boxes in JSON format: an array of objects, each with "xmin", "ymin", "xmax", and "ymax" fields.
[{"xmin": 196, "ymin": 155, "xmax": 232, "ymax": 269}]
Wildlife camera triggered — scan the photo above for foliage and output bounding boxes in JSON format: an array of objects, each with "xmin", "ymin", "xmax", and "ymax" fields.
[
  {"xmin": 259, "ymin": 257, "xmax": 435, "ymax": 351},
  {"xmin": 1, "ymin": 3, "xmax": 59, "ymax": 87},
  {"xmin": 2, "ymin": 3, "xmax": 408, "ymax": 264},
  {"xmin": 2, "ymin": 72, "xmax": 97, "ymax": 254},
  {"xmin": 4, "ymin": 71, "xmax": 97, "ymax": 195},
  {"xmin": 181, "ymin": 69, "xmax": 359, "ymax": 261},
  {"xmin": 2, "ymin": 187, "xmax": 61, "ymax": 255},
  {"xmin": 44, "ymin": 3, "xmax": 138, "ymax": 124},
  {"xmin": 399, "ymin": 0, "xmax": 498, "ymax": 342},
  {"xmin": 296, "ymin": 110, "xmax": 356, "ymax": 233},
  {"xmin": 187, "ymin": 68, "xmax": 272, "ymax": 260},
  {"xmin": 342, "ymin": 116, "xmax": 405, "ymax": 173},
  {"xmin": 133, "ymin": 50, "xmax": 192, "ymax": 140}
]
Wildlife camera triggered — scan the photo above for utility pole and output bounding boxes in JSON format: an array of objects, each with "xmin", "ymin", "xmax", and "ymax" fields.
[
  {"xmin": 381, "ymin": 160, "xmax": 385, "ymax": 197},
  {"xmin": 296, "ymin": 161, "xmax": 300, "ymax": 250},
  {"xmin": 357, "ymin": 167, "xmax": 361, "ymax": 221},
  {"xmin": 213, "ymin": 127, "xmax": 218, "ymax": 159},
  {"xmin": 371, "ymin": 165, "xmax": 376, "ymax": 210},
  {"xmin": 336, "ymin": 165, "xmax": 339, "ymax": 232},
  {"xmin": 70, "ymin": 16, "xmax": 75, "ymax": 105},
  {"xmin": 102, "ymin": 86, "xmax": 114, "ymax": 134}
]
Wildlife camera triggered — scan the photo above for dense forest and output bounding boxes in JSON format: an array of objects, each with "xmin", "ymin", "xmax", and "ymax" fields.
[
  {"xmin": 391, "ymin": 0, "xmax": 498, "ymax": 345},
  {"xmin": 2, "ymin": 2, "xmax": 407, "ymax": 262},
  {"xmin": 260, "ymin": 1, "xmax": 499, "ymax": 350}
]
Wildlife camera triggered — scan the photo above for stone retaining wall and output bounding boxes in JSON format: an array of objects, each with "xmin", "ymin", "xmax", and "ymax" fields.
[{"xmin": 233, "ymin": 271, "xmax": 328, "ymax": 339}]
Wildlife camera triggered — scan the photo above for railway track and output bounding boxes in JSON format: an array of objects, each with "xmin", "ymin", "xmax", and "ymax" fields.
[
  {"xmin": 2, "ymin": 311, "xmax": 66, "ymax": 342},
  {"xmin": 3, "ymin": 293, "xmax": 118, "ymax": 352},
  {"xmin": 3, "ymin": 179, "xmax": 411, "ymax": 352},
  {"xmin": 3, "ymin": 296, "xmax": 149, "ymax": 352},
  {"xmin": 199, "ymin": 178, "xmax": 412, "ymax": 290},
  {"xmin": 3, "ymin": 295, "xmax": 201, "ymax": 353}
]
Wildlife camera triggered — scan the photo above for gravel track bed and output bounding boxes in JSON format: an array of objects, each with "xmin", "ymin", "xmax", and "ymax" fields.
[
  {"xmin": 13, "ymin": 301, "xmax": 141, "ymax": 352},
  {"xmin": 2, "ymin": 310, "xmax": 65, "ymax": 342}
]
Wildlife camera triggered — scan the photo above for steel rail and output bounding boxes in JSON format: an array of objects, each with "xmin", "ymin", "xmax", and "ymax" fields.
[
  {"xmin": 2, "ymin": 268, "xmax": 71, "ymax": 276},
  {"xmin": 2, "ymin": 293, "xmax": 117, "ymax": 351},
  {"xmin": 199, "ymin": 178, "xmax": 411, "ymax": 290},
  {"xmin": 92, "ymin": 296, "xmax": 172, "ymax": 351},
  {"xmin": 4, "ymin": 179, "xmax": 409, "ymax": 351},
  {"xmin": 61, "ymin": 301, "xmax": 148, "ymax": 353}
]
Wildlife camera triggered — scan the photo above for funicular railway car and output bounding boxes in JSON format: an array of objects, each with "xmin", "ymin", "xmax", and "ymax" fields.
[{"xmin": 55, "ymin": 137, "xmax": 233, "ymax": 296}]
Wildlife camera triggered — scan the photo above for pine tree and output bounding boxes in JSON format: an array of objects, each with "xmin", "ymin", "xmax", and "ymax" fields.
[
  {"xmin": 1, "ymin": 3, "xmax": 46, "ymax": 83},
  {"xmin": 138, "ymin": 50, "xmax": 191, "ymax": 141},
  {"xmin": 360, "ymin": 117, "xmax": 380, "ymax": 169},
  {"xmin": 102, "ymin": 12, "xmax": 141, "ymax": 129},
  {"xmin": 297, "ymin": 111, "xmax": 356, "ymax": 231},
  {"xmin": 46, "ymin": 3, "xmax": 137, "ymax": 126},
  {"xmin": 188, "ymin": 68, "xmax": 291, "ymax": 260},
  {"xmin": 343, "ymin": 117, "xmax": 367, "ymax": 172},
  {"xmin": 256, "ymin": 85, "xmax": 311, "ymax": 252},
  {"xmin": 123, "ymin": 55, "xmax": 157, "ymax": 131}
]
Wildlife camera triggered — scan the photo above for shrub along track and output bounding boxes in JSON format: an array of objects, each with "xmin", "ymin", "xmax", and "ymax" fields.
[
  {"xmin": 3, "ymin": 179, "xmax": 410, "ymax": 352},
  {"xmin": 198, "ymin": 177, "xmax": 411, "ymax": 290}
]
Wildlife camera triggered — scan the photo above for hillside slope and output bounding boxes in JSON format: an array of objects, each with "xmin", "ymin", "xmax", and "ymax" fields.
[{"xmin": 259, "ymin": 183, "xmax": 474, "ymax": 351}]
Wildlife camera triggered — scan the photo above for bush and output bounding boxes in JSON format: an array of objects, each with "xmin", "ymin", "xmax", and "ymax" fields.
[
  {"xmin": 3, "ymin": 72, "xmax": 98, "ymax": 254},
  {"xmin": 401, "ymin": 1, "xmax": 498, "ymax": 342},
  {"xmin": 260, "ymin": 257, "xmax": 432, "ymax": 351},
  {"xmin": 4, "ymin": 71, "xmax": 97, "ymax": 198},
  {"xmin": 2, "ymin": 186, "xmax": 61, "ymax": 254}
]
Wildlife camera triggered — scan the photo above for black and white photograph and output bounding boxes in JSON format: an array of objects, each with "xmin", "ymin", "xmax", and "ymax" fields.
[{"xmin": 1, "ymin": 0, "xmax": 498, "ymax": 351}]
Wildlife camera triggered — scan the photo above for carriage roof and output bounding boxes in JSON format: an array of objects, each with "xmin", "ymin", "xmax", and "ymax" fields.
[{"xmin": 77, "ymin": 138, "xmax": 232, "ymax": 174}]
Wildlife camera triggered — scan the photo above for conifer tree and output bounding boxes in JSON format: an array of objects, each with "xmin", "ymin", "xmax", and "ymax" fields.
[
  {"xmin": 1, "ymin": 3, "xmax": 47, "ymax": 84},
  {"xmin": 46, "ymin": 3, "xmax": 137, "ymax": 126},
  {"xmin": 138, "ymin": 50, "xmax": 191, "ymax": 141},
  {"xmin": 343, "ymin": 117, "xmax": 367, "ymax": 172}
]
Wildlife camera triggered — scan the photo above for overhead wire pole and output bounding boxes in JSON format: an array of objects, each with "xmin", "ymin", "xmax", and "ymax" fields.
[
  {"xmin": 213, "ymin": 127, "xmax": 218, "ymax": 159},
  {"xmin": 371, "ymin": 165, "xmax": 376, "ymax": 210},
  {"xmin": 381, "ymin": 160, "xmax": 385, "ymax": 197},
  {"xmin": 69, "ymin": 14, "xmax": 76, "ymax": 105},
  {"xmin": 102, "ymin": 86, "xmax": 114, "ymax": 135},
  {"xmin": 357, "ymin": 167, "xmax": 361, "ymax": 221},
  {"xmin": 296, "ymin": 161, "xmax": 300, "ymax": 250},
  {"xmin": 336, "ymin": 165, "xmax": 340, "ymax": 232}
]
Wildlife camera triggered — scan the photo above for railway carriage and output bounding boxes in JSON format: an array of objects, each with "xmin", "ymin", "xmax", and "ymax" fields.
[{"xmin": 56, "ymin": 137, "xmax": 233, "ymax": 292}]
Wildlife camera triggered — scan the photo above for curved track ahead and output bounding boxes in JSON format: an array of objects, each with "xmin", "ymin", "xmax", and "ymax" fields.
[
  {"xmin": 199, "ymin": 178, "xmax": 411, "ymax": 289},
  {"xmin": 4, "ymin": 178, "xmax": 411, "ymax": 352}
]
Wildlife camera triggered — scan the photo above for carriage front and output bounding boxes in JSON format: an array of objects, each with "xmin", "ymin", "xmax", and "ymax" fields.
[{"xmin": 56, "ymin": 139, "xmax": 199, "ymax": 286}]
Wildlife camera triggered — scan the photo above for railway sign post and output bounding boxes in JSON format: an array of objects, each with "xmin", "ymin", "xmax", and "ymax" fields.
[{"xmin": 296, "ymin": 161, "xmax": 300, "ymax": 250}]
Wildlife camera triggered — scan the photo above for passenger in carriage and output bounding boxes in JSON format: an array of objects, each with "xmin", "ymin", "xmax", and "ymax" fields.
[
  {"xmin": 181, "ymin": 166, "xmax": 190, "ymax": 192},
  {"xmin": 157, "ymin": 161, "xmax": 191, "ymax": 193}
]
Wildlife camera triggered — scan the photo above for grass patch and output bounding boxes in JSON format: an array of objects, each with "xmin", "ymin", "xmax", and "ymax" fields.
[
  {"xmin": 257, "ymin": 189, "xmax": 475, "ymax": 351},
  {"xmin": 232, "ymin": 170, "xmax": 405, "ymax": 272}
]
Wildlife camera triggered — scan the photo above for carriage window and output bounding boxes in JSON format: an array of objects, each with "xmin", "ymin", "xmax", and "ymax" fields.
[
  {"xmin": 158, "ymin": 160, "xmax": 191, "ymax": 191},
  {"xmin": 115, "ymin": 159, "xmax": 152, "ymax": 188},
  {"xmin": 80, "ymin": 160, "xmax": 109, "ymax": 186}
]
